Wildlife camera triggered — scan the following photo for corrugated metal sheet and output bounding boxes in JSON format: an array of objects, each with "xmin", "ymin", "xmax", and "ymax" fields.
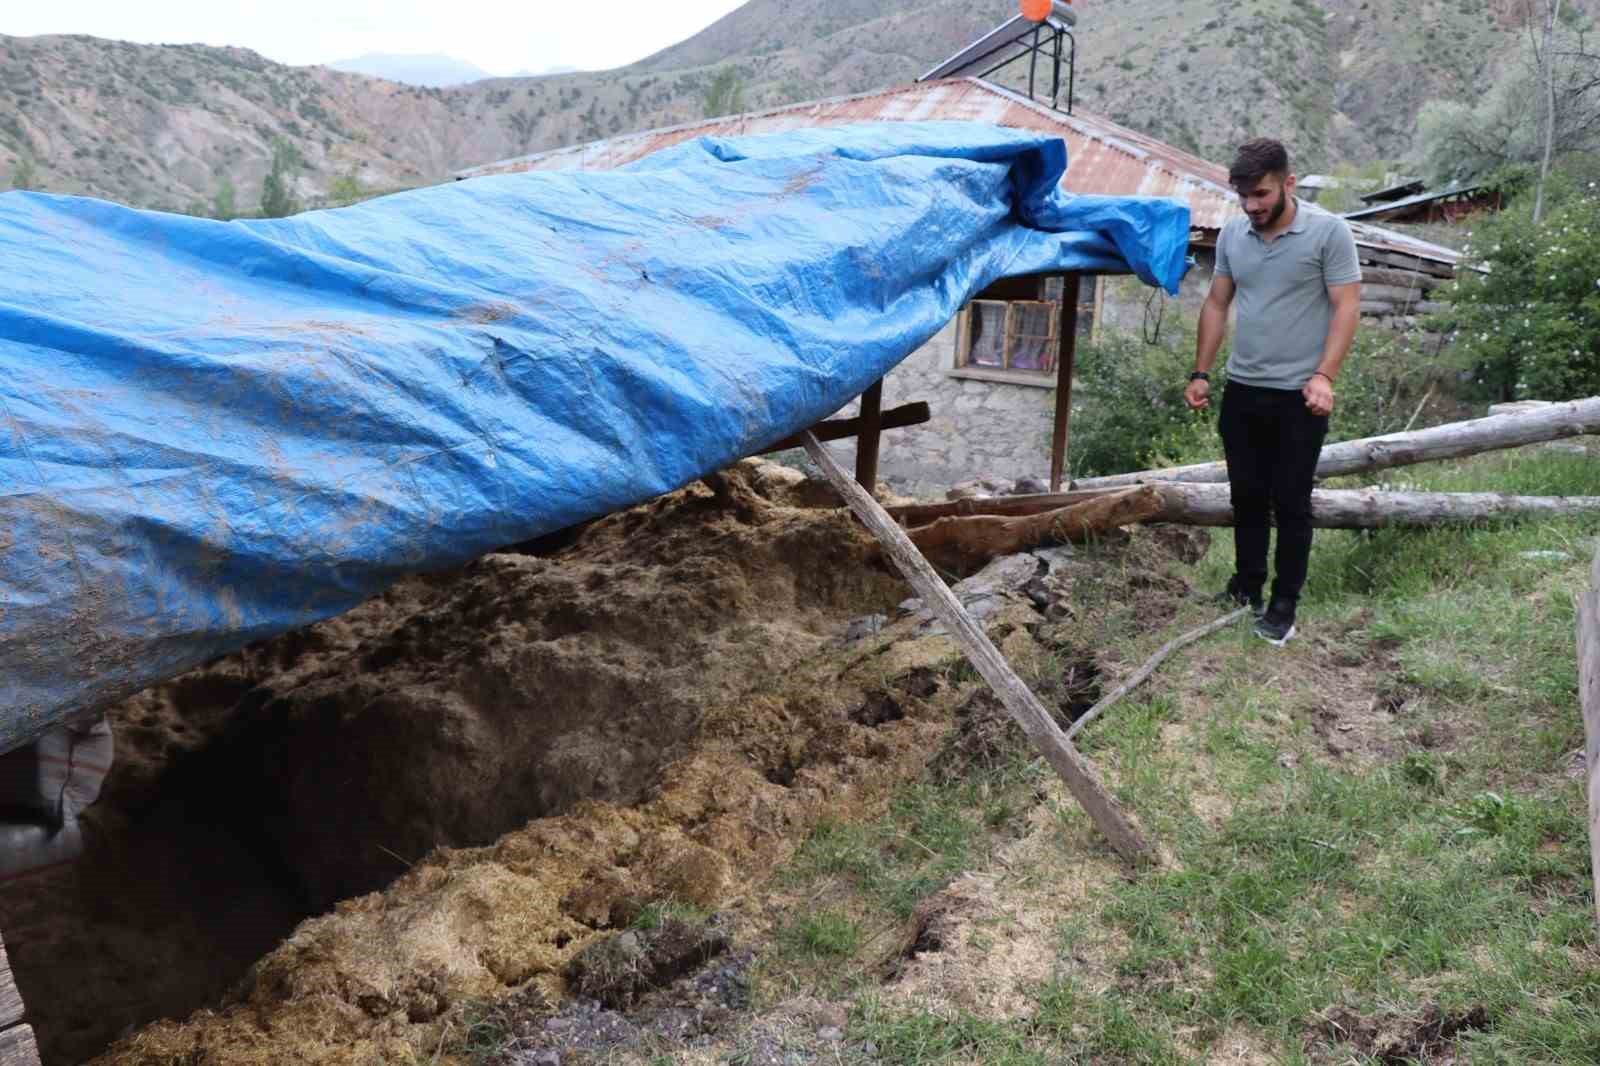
[{"xmin": 458, "ymin": 78, "xmax": 1458, "ymax": 267}]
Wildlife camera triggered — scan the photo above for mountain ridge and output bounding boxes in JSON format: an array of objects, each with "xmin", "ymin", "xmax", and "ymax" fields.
[{"xmin": 1, "ymin": 0, "xmax": 1586, "ymax": 212}]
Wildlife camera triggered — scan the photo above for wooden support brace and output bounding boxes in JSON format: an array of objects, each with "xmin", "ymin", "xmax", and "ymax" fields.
[
  {"xmin": 760, "ymin": 401, "xmax": 930, "ymax": 455},
  {"xmin": 801, "ymin": 431, "xmax": 1157, "ymax": 865},
  {"xmin": 1050, "ymin": 273, "xmax": 1082, "ymax": 493},
  {"xmin": 0, "ymin": 932, "xmax": 39, "ymax": 1066},
  {"xmin": 1578, "ymin": 546, "xmax": 1600, "ymax": 936},
  {"xmin": 855, "ymin": 379, "xmax": 884, "ymax": 493}
]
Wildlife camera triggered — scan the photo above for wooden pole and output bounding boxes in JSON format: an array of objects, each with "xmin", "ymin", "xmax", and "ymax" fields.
[
  {"xmin": 855, "ymin": 379, "xmax": 884, "ymax": 493},
  {"xmin": 760, "ymin": 401, "xmax": 929, "ymax": 455},
  {"xmin": 1050, "ymin": 273, "xmax": 1083, "ymax": 493},
  {"xmin": 801, "ymin": 431, "xmax": 1156, "ymax": 865},
  {"xmin": 1578, "ymin": 546, "xmax": 1600, "ymax": 935},
  {"xmin": 892, "ymin": 484, "xmax": 1600, "ymax": 531},
  {"xmin": 1070, "ymin": 395, "xmax": 1600, "ymax": 492},
  {"xmin": 0, "ymin": 930, "xmax": 40, "ymax": 1066}
]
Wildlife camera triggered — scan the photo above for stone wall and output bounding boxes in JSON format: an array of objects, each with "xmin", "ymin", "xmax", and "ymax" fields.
[
  {"xmin": 818, "ymin": 248, "xmax": 1442, "ymax": 501},
  {"xmin": 822, "ymin": 318, "xmax": 1063, "ymax": 500}
]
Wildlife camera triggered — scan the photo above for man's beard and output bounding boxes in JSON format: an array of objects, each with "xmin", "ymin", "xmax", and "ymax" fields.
[{"xmin": 1252, "ymin": 191, "xmax": 1288, "ymax": 230}]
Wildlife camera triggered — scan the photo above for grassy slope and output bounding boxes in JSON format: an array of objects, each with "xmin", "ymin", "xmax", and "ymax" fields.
[{"xmin": 673, "ymin": 445, "xmax": 1600, "ymax": 1065}]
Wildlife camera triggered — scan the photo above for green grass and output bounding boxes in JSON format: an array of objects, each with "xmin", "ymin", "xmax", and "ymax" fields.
[
  {"xmin": 778, "ymin": 909, "xmax": 863, "ymax": 960},
  {"xmin": 748, "ymin": 448, "xmax": 1600, "ymax": 1064}
]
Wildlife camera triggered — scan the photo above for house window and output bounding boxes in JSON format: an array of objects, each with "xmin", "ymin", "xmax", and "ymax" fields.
[{"xmin": 954, "ymin": 276, "xmax": 1098, "ymax": 386}]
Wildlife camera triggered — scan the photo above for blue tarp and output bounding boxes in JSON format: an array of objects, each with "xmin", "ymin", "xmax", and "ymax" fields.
[{"xmin": 0, "ymin": 121, "xmax": 1189, "ymax": 746}]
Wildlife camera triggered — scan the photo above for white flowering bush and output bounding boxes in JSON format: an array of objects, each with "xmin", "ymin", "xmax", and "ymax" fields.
[{"xmin": 1435, "ymin": 181, "xmax": 1600, "ymax": 401}]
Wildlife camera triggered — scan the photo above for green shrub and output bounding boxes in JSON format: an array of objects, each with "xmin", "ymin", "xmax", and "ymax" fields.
[
  {"xmin": 1069, "ymin": 327, "xmax": 1218, "ymax": 478},
  {"xmin": 1428, "ymin": 176, "xmax": 1600, "ymax": 402}
]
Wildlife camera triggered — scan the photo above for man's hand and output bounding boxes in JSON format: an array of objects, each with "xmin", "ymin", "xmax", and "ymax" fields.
[
  {"xmin": 1185, "ymin": 377, "xmax": 1211, "ymax": 410},
  {"xmin": 1303, "ymin": 373, "xmax": 1334, "ymax": 416}
]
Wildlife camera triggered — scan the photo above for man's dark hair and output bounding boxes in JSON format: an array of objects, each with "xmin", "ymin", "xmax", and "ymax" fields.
[{"xmin": 1229, "ymin": 139, "xmax": 1290, "ymax": 188}]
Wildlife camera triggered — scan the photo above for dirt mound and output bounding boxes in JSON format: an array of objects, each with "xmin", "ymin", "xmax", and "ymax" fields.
[
  {"xmin": 0, "ymin": 462, "xmax": 922, "ymax": 1066},
  {"xmin": 0, "ymin": 461, "xmax": 1207, "ymax": 1066}
]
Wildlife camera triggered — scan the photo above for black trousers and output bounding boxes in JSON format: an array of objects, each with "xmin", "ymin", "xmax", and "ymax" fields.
[{"xmin": 1218, "ymin": 381, "xmax": 1329, "ymax": 605}]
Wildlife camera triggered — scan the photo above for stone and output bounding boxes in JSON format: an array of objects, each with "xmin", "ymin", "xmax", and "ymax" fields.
[
  {"xmin": 818, "ymin": 1026, "xmax": 844, "ymax": 1041},
  {"xmin": 842, "ymin": 614, "xmax": 887, "ymax": 643}
]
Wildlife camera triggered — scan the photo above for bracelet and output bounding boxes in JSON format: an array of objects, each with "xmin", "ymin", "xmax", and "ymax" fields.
[
  {"xmin": 1188, "ymin": 371, "xmax": 1210, "ymax": 382},
  {"xmin": 1311, "ymin": 371, "xmax": 1334, "ymax": 384}
]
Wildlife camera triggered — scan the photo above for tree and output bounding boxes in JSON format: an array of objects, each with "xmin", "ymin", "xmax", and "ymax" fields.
[
  {"xmin": 1433, "ymin": 180, "xmax": 1600, "ymax": 402},
  {"xmin": 8, "ymin": 154, "xmax": 37, "ymax": 191},
  {"xmin": 702, "ymin": 67, "xmax": 746, "ymax": 119},
  {"xmin": 1534, "ymin": 0, "xmax": 1566, "ymax": 222},
  {"xmin": 259, "ymin": 138, "xmax": 302, "ymax": 218},
  {"xmin": 1415, "ymin": 9, "xmax": 1599, "ymax": 188},
  {"xmin": 327, "ymin": 170, "xmax": 364, "ymax": 206},
  {"xmin": 212, "ymin": 176, "xmax": 237, "ymax": 220},
  {"xmin": 504, "ymin": 108, "xmax": 538, "ymax": 154}
]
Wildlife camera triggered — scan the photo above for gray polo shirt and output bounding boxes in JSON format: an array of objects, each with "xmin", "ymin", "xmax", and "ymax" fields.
[{"xmin": 1214, "ymin": 199, "xmax": 1362, "ymax": 391}]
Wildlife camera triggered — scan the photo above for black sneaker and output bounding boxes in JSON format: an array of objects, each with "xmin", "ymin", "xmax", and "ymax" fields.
[
  {"xmin": 1217, "ymin": 576, "xmax": 1265, "ymax": 617},
  {"xmin": 1254, "ymin": 598, "xmax": 1297, "ymax": 646}
]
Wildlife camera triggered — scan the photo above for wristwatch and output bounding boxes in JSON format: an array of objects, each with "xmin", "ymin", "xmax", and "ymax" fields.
[{"xmin": 1188, "ymin": 371, "xmax": 1210, "ymax": 382}]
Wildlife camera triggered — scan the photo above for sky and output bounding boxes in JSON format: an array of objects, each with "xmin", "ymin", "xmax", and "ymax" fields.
[{"xmin": 0, "ymin": 0, "xmax": 751, "ymax": 76}]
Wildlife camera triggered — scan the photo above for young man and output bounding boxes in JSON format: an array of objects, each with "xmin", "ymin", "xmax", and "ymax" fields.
[{"xmin": 1185, "ymin": 139, "xmax": 1362, "ymax": 646}]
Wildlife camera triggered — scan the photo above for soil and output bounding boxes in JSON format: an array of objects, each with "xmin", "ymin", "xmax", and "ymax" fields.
[
  {"xmin": 0, "ymin": 460, "xmax": 1205, "ymax": 1066},
  {"xmin": 1310, "ymin": 1003, "xmax": 1492, "ymax": 1063}
]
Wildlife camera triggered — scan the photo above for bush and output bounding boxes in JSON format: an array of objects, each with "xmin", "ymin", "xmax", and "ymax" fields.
[
  {"xmin": 1068, "ymin": 321, "xmax": 1453, "ymax": 479},
  {"xmin": 1069, "ymin": 328, "xmax": 1219, "ymax": 478},
  {"xmin": 1429, "ymin": 180, "xmax": 1600, "ymax": 402}
]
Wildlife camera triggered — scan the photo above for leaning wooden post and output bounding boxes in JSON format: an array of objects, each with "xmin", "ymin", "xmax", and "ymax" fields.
[
  {"xmin": 0, "ymin": 928, "xmax": 41, "ymax": 1066},
  {"xmin": 855, "ymin": 379, "xmax": 884, "ymax": 493},
  {"xmin": 803, "ymin": 431, "xmax": 1156, "ymax": 865},
  {"xmin": 1050, "ymin": 273, "xmax": 1083, "ymax": 493},
  {"xmin": 1578, "ymin": 545, "xmax": 1600, "ymax": 935}
]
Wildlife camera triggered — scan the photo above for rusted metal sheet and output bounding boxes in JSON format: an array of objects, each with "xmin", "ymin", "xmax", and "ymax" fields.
[{"xmin": 458, "ymin": 77, "xmax": 1458, "ymax": 269}]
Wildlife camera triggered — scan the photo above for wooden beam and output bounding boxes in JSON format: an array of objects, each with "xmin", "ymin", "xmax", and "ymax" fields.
[
  {"xmin": 896, "ymin": 484, "xmax": 1600, "ymax": 530},
  {"xmin": 1050, "ymin": 273, "xmax": 1082, "ymax": 493},
  {"xmin": 1579, "ymin": 546, "xmax": 1600, "ymax": 935},
  {"xmin": 1070, "ymin": 396, "xmax": 1600, "ymax": 491},
  {"xmin": 889, "ymin": 489, "xmax": 1117, "ymax": 526},
  {"xmin": 0, "ymin": 1027, "xmax": 39, "ymax": 1066},
  {"xmin": 1358, "ymin": 248, "xmax": 1456, "ymax": 278},
  {"xmin": 801, "ymin": 431, "xmax": 1157, "ymax": 865},
  {"xmin": 0, "ymin": 930, "xmax": 37, "ymax": 1066},
  {"xmin": 759, "ymin": 401, "xmax": 930, "ymax": 455},
  {"xmin": 855, "ymin": 379, "xmax": 884, "ymax": 493},
  {"xmin": 0, "ymin": 936, "xmax": 22, "ymax": 1030}
]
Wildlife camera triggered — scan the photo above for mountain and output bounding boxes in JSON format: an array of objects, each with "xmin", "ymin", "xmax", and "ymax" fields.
[
  {"xmin": 1, "ymin": 1, "xmax": 1591, "ymax": 212},
  {"xmin": 328, "ymin": 53, "xmax": 493, "ymax": 88}
]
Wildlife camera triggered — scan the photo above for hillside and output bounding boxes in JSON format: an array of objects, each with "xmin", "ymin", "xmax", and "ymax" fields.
[{"xmin": 0, "ymin": 0, "xmax": 1590, "ymax": 212}]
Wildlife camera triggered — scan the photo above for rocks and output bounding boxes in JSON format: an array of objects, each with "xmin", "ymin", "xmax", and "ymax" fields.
[
  {"xmin": 947, "ymin": 476, "xmax": 1015, "ymax": 500},
  {"xmin": 946, "ymin": 475, "xmax": 1053, "ymax": 501},
  {"xmin": 841, "ymin": 614, "xmax": 887, "ymax": 643},
  {"xmin": 899, "ymin": 552, "xmax": 1045, "ymax": 634},
  {"xmin": 565, "ymin": 917, "xmax": 732, "ymax": 1010}
]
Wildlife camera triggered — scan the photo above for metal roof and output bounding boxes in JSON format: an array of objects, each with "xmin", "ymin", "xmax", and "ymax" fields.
[
  {"xmin": 1343, "ymin": 182, "xmax": 1485, "ymax": 221},
  {"xmin": 457, "ymin": 77, "xmax": 1459, "ymax": 268},
  {"xmin": 1359, "ymin": 178, "xmax": 1426, "ymax": 204}
]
